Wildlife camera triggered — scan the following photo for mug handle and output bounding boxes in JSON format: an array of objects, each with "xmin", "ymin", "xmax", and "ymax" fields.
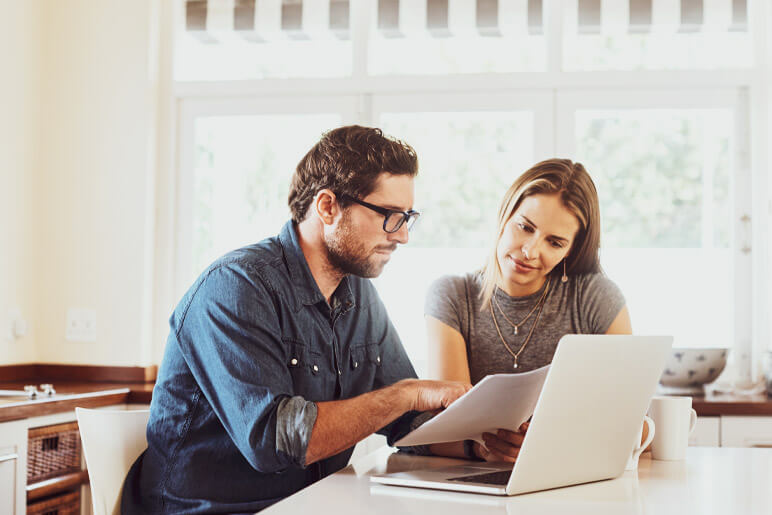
[
  {"xmin": 632, "ymin": 416, "xmax": 655, "ymax": 461},
  {"xmin": 688, "ymin": 408, "xmax": 697, "ymax": 435}
]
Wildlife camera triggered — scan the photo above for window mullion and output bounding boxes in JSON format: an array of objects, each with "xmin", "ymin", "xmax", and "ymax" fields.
[
  {"xmin": 545, "ymin": 0, "xmax": 564, "ymax": 76},
  {"xmin": 748, "ymin": 0, "xmax": 772, "ymax": 382},
  {"xmin": 734, "ymin": 87, "xmax": 754, "ymax": 385},
  {"xmin": 351, "ymin": 0, "xmax": 372, "ymax": 82}
]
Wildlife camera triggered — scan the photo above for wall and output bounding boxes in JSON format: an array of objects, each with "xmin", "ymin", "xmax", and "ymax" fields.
[
  {"xmin": 32, "ymin": 0, "xmax": 160, "ymax": 365},
  {"xmin": 0, "ymin": 0, "xmax": 41, "ymax": 363}
]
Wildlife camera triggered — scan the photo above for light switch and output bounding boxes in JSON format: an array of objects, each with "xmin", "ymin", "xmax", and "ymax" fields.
[
  {"xmin": 65, "ymin": 308, "xmax": 97, "ymax": 343},
  {"xmin": 6, "ymin": 308, "xmax": 27, "ymax": 341}
]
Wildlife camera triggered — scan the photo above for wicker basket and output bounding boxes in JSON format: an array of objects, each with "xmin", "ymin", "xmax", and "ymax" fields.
[
  {"xmin": 27, "ymin": 489, "xmax": 80, "ymax": 515},
  {"xmin": 27, "ymin": 422, "xmax": 82, "ymax": 484}
]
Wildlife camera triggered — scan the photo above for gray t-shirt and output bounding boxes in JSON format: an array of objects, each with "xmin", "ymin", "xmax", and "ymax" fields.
[{"xmin": 425, "ymin": 272, "xmax": 626, "ymax": 385}]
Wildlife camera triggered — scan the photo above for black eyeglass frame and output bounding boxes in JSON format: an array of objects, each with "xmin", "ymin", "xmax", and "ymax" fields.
[{"xmin": 338, "ymin": 194, "xmax": 421, "ymax": 233}]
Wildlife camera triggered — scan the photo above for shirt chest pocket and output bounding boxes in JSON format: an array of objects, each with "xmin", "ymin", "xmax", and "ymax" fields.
[
  {"xmin": 349, "ymin": 343, "xmax": 381, "ymax": 376},
  {"xmin": 285, "ymin": 341, "xmax": 322, "ymax": 370},
  {"xmin": 284, "ymin": 340, "xmax": 330, "ymax": 399}
]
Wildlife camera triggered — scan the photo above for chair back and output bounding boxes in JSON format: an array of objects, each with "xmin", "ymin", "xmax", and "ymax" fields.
[{"xmin": 76, "ymin": 407, "xmax": 150, "ymax": 515}]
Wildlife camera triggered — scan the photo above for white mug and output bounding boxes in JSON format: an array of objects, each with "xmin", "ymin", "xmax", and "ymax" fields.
[
  {"xmin": 648, "ymin": 396, "xmax": 697, "ymax": 461},
  {"xmin": 625, "ymin": 416, "xmax": 655, "ymax": 471}
]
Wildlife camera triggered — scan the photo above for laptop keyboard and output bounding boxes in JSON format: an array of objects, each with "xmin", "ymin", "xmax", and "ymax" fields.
[{"xmin": 448, "ymin": 470, "xmax": 511, "ymax": 485}]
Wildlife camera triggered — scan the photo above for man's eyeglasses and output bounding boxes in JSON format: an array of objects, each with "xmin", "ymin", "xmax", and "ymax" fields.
[{"xmin": 339, "ymin": 194, "xmax": 421, "ymax": 233}]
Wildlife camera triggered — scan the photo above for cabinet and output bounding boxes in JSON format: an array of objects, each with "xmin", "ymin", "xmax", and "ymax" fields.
[
  {"xmin": 689, "ymin": 416, "xmax": 720, "ymax": 447},
  {"xmin": 0, "ymin": 420, "xmax": 27, "ymax": 515},
  {"xmin": 688, "ymin": 415, "xmax": 772, "ymax": 448},
  {"xmin": 352, "ymin": 414, "xmax": 763, "ymax": 461},
  {"xmin": 0, "ymin": 404, "xmax": 149, "ymax": 515},
  {"xmin": 351, "ymin": 415, "xmax": 759, "ymax": 459},
  {"xmin": 720, "ymin": 416, "xmax": 772, "ymax": 447},
  {"xmin": 0, "ymin": 447, "xmax": 19, "ymax": 515}
]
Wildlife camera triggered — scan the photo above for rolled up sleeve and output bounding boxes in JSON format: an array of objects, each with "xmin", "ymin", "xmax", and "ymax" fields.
[
  {"xmin": 276, "ymin": 396, "xmax": 318, "ymax": 467},
  {"xmin": 174, "ymin": 263, "xmax": 312, "ymax": 474}
]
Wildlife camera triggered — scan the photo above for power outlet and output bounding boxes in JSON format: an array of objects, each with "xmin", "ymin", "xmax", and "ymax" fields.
[
  {"xmin": 65, "ymin": 308, "xmax": 97, "ymax": 343},
  {"xmin": 8, "ymin": 308, "xmax": 27, "ymax": 340},
  {"xmin": 4, "ymin": 308, "xmax": 27, "ymax": 342}
]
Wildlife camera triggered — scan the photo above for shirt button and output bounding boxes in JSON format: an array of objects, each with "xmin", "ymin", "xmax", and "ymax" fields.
[
  {"xmin": 376, "ymin": 356, "xmax": 381, "ymax": 364},
  {"xmin": 337, "ymin": 369, "xmax": 341, "ymax": 375},
  {"xmin": 290, "ymin": 358, "xmax": 298, "ymax": 366},
  {"xmin": 354, "ymin": 362, "xmax": 358, "ymax": 368},
  {"xmin": 313, "ymin": 365, "xmax": 319, "ymax": 372}
]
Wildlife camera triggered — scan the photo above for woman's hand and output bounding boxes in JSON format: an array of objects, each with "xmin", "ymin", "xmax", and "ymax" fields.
[{"xmin": 474, "ymin": 422, "xmax": 529, "ymax": 463}]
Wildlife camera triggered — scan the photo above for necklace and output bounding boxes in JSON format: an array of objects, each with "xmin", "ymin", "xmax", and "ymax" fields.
[
  {"xmin": 490, "ymin": 278, "xmax": 552, "ymax": 369},
  {"xmin": 492, "ymin": 280, "xmax": 550, "ymax": 335}
]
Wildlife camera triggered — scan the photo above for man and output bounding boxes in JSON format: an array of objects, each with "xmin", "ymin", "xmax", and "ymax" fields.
[{"xmin": 122, "ymin": 126, "xmax": 470, "ymax": 514}]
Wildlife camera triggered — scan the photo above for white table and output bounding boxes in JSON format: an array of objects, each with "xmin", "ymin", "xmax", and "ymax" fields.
[{"xmin": 263, "ymin": 446, "xmax": 772, "ymax": 514}]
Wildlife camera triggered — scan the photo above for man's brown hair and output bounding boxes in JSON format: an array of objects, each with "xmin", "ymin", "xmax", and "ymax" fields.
[{"xmin": 288, "ymin": 125, "xmax": 418, "ymax": 223}]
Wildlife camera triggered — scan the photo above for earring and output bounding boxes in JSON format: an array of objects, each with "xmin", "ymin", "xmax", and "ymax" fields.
[{"xmin": 561, "ymin": 260, "xmax": 568, "ymax": 283}]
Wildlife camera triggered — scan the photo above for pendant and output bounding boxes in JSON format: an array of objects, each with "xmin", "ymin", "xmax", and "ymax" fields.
[
  {"xmin": 513, "ymin": 357, "xmax": 519, "ymax": 369},
  {"xmin": 513, "ymin": 325, "xmax": 519, "ymax": 336}
]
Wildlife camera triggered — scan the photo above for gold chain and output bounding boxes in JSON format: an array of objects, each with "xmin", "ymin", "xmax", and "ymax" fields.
[
  {"xmin": 490, "ymin": 278, "xmax": 552, "ymax": 369},
  {"xmin": 492, "ymin": 280, "xmax": 550, "ymax": 335}
]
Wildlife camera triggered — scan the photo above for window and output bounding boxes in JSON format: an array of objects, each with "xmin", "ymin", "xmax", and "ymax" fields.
[
  {"xmin": 562, "ymin": 0, "xmax": 751, "ymax": 70},
  {"xmin": 190, "ymin": 114, "xmax": 341, "ymax": 276},
  {"xmin": 176, "ymin": 0, "xmax": 352, "ymax": 80},
  {"xmin": 168, "ymin": 0, "xmax": 769, "ymax": 383},
  {"xmin": 372, "ymin": 92, "xmax": 549, "ymax": 372},
  {"xmin": 369, "ymin": 0, "xmax": 547, "ymax": 74},
  {"xmin": 176, "ymin": 96, "xmax": 356, "ymax": 289},
  {"xmin": 564, "ymin": 98, "xmax": 742, "ymax": 350}
]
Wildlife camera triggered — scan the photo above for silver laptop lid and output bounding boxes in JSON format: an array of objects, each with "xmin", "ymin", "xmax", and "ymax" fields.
[{"xmin": 507, "ymin": 335, "xmax": 672, "ymax": 495}]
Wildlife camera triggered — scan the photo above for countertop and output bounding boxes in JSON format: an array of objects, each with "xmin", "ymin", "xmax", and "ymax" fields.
[
  {"xmin": 0, "ymin": 363, "xmax": 769, "ymax": 423},
  {"xmin": 263, "ymin": 446, "xmax": 772, "ymax": 515},
  {"xmin": 0, "ymin": 380, "xmax": 153, "ymax": 423},
  {"xmin": 0, "ymin": 382, "xmax": 770, "ymax": 423},
  {"xmin": 689, "ymin": 390, "xmax": 772, "ymax": 416}
]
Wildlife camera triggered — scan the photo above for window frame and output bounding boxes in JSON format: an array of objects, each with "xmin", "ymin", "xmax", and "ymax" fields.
[
  {"xmin": 557, "ymin": 87, "xmax": 751, "ymax": 359},
  {"xmin": 157, "ymin": 0, "xmax": 771, "ymax": 381},
  {"xmin": 174, "ymin": 95, "xmax": 359, "ymax": 294}
]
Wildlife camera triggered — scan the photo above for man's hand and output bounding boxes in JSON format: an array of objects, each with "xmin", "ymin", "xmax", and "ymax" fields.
[
  {"xmin": 307, "ymin": 378, "xmax": 470, "ymax": 465},
  {"xmin": 474, "ymin": 422, "xmax": 529, "ymax": 463},
  {"xmin": 399, "ymin": 379, "xmax": 471, "ymax": 413}
]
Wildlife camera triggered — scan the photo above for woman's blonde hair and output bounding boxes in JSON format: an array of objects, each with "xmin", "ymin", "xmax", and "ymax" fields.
[{"xmin": 479, "ymin": 158, "xmax": 602, "ymax": 308}]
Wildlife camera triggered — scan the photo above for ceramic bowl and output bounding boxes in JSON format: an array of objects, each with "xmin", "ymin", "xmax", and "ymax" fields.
[
  {"xmin": 763, "ymin": 350, "xmax": 772, "ymax": 396},
  {"xmin": 659, "ymin": 348, "xmax": 729, "ymax": 393}
]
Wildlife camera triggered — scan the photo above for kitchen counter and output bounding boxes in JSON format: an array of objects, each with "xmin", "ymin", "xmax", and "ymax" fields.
[
  {"xmin": 690, "ymin": 391, "xmax": 772, "ymax": 416},
  {"xmin": 0, "ymin": 381, "xmax": 154, "ymax": 423},
  {"xmin": 0, "ymin": 362, "xmax": 769, "ymax": 422},
  {"xmin": 4, "ymin": 385, "xmax": 759, "ymax": 422},
  {"xmin": 0, "ymin": 364, "xmax": 156, "ymax": 422},
  {"xmin": 263, "ymin": 446, "xmax": 772, "ymax": 515}
]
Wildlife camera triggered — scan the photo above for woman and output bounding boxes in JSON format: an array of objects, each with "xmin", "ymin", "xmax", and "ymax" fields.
[{"xmin": 425, "ymin": 158, "xmax": 631, "ymax": 461}]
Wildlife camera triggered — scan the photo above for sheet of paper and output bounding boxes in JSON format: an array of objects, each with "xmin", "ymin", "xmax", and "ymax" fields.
[{"xmin": 394, "ymin": 365, "xmax": 550, "ymax": 447}]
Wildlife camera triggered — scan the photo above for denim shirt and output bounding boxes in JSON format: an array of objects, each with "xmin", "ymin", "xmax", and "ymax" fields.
[{"xmin": 121, "ymin": 221, "xmax": 419, "ymax": 514}]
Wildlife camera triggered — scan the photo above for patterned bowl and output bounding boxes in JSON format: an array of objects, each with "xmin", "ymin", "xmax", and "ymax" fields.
[{"xmin": 659, "ymin": 348, "xmax": 729, "ymax": 393}]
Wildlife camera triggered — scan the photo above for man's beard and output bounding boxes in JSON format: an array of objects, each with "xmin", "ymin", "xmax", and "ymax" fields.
[{"xmin": 325, "ymin": 215, "xmax": 395, "ymax": 278}]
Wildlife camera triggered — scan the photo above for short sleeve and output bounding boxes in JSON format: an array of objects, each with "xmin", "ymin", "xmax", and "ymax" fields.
[
  {"xmin": 424, "ymin": 275, "xmax": 469, "ymax": 335},
  {"xmin": 577, "ymin": 274, "xmax": 627, "ymax": 334}
]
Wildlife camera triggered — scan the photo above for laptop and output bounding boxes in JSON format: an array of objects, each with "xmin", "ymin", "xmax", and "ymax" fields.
[{"xmin": 371, "ymin": 334, "xmax": 672, "ymax": 496}]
